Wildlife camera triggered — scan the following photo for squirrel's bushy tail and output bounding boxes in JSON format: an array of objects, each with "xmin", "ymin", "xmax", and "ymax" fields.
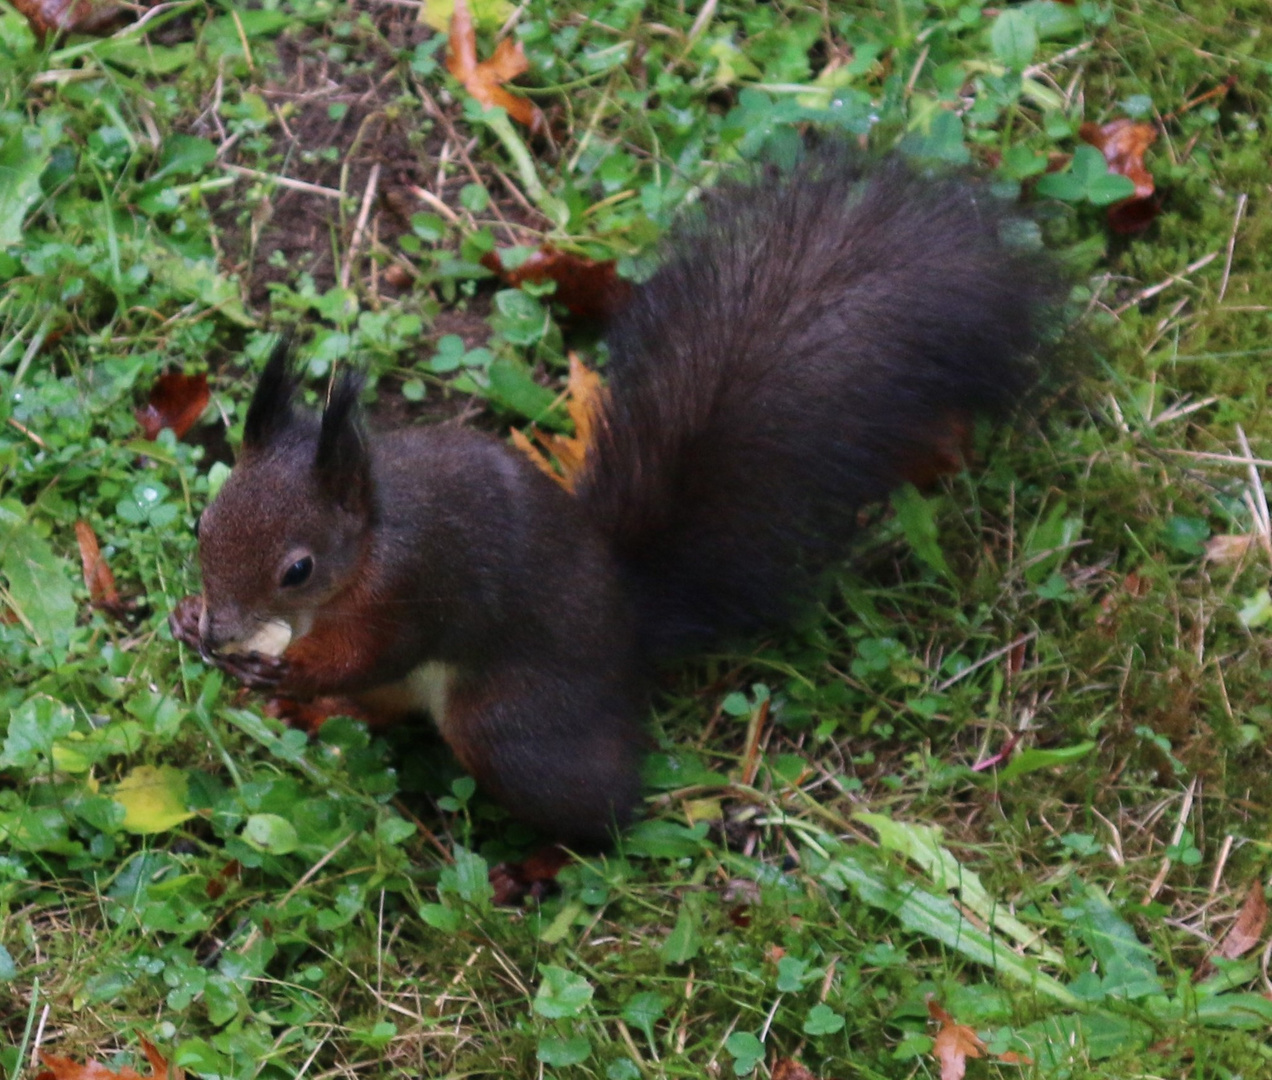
[{"xmin": 576, "ymin": 151, "xmax": 1062, "ymax": 657}]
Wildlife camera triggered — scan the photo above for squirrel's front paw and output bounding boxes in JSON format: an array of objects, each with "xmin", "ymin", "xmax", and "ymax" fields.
[
  {"xmin": 217, "ymin": 650, "xmax": 289, "ymax": 691},
  {"xmin": 169, "ymin": 595, "xmax": 204, "ymax": 650}
]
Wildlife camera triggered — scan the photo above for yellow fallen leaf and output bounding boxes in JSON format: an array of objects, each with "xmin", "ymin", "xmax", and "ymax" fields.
[{"xmin": 113, "ymin": 764, "xmax": 195, "ymax": 834}]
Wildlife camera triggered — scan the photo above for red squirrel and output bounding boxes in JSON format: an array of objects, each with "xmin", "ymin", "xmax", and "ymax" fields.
[{"xmin": 170, "ymin": 152, "xmax": 1061, "ymax": 843}]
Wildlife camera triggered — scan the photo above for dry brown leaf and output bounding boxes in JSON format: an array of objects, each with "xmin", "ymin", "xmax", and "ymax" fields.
[
  {"xmin": 1218, "ymin": 883, "xmax": 1268, "ymax": 960},
  {"xmin": 135, "ymin": 372, "xmax": 210, "ymax": 441},
  {"xmin": 75, "ymin": 520, "xmax": 120, "ymax": 609},
  {"xmin": 929, "ymin": 999, "xmax": 986, "ymax": 1080},
  {"xmin": 927, "ymin": 998, "xmax": 1030, "ymax": 1078},
  {"xmin": 489, "ymin": 844, "xmax": 570, "ymax": 905},
  {"xmin": 771, "ymin": 1060, "xmax": 819, "ymax": 1080},
  {"xmin": 510, "ymin": 353, "xmax": 606, "ymax": 490},
  {"xmin": 1079, "ymin": 118, "xmax": 1159, "ymax": 234},
  {"xmin": 445, "ymin": 0, "xmax": 544, "ymax": 132},
  {"xmin": 10, "ymin": 0, "xmax": 126, "ymax": 38},
  {"xmin": 1205, "ymin": 533, "xmax": 1256, "ymax": 565},
  {"xmin": 481, "ymin": 246, "xmax": 633, "ymax": 322},
  {"xmin": 38, "ymin": 1038, "xmax": 182, "ymax": 1080}
]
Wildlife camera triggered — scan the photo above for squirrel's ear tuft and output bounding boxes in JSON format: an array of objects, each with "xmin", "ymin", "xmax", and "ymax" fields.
[
  {"xmin": 316, "ymin": 369, "xmax": 370, "ymax": 512},
  {"xmin": 243, "ymin": 335, "xmax": 299, "ymax": 451}
]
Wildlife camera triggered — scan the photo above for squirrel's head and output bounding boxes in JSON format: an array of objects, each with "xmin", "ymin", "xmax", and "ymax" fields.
[{"xmin": 193, "ymin": 341, "xmax": 372, "ymax": 658}]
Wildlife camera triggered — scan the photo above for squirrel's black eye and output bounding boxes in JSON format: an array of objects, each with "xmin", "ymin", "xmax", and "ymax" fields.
[{"xmin": 280, "ymin": 556, "xmax": 314, "ymax": 588}]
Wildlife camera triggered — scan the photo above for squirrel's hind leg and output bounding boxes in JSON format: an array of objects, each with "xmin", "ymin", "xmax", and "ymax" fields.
[{"xmin": 441, "ymin": 665, "xmax": 645, "ymax": 844}]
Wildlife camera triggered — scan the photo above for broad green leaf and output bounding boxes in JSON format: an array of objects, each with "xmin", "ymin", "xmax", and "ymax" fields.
[
  {"xmin": 0, "ymin": 511, "xmax": 77, "ymax": 646},
  {"xmin": 622, "ymin": 992, "xmax": 668, "ymax": 1041},
  {"xmin": 1015, "ymin": 1010, "xmax": 1151, "ymax": 1067},
  {"xmin": 534, "ymin": 964, "xmax": 594, "ymax": 1019},
  {"xmin": 996, "ymin": 741, "xmax": 1095, "ymax": 782},
  {"xmin": 148, "ymin": 250, "xmax": 253, "ymax": 327},
  {"xmin": 485, "ymin": 356, "xmax": 560, "ymax": 423},
  {"xmin": 536, "ymin": 1035, "xmax": 592, "ymax": 1067},
  {"xmin": 891, "ymin": 484, "xmax": 953, "ymax": 580},
  {"xmin": 1, "ymin": 695, "xmax": 74, "ymax": 771},
  {"xmin": 0, "ymin": 124, "xmax": 53, "ymax": 248},
  {"xmin": 438, "ymin": 845, "xmax": 494, "ymax": 909},
  {"xmin": 991, "ymin": 8, "xmax": 1038, "ymax": 70},
  {"xmin": 0, "ymin": 943, "xmax": 15, "ymax": 982},
  {"xmin": 113, "ymin": 765, "xmax": 195, "ymax": 834},
  {"xmin": 726, "ymin": 1031, "xmax": 764, "ymax": 1075},
  {"xmin": 242, "ymin": 813, "xmax": 300, "ymax": 854},
  {"xmin": 803, "ymin": 1003, "xmax": 845, "ymax": 1035},
  {"xmin": 94, "ymin": 40, "xmax": 196, "ymax": 75},
  {"xmin": 855, "ymin": 811, "xmax": 1064, "ymax": 964},
  {"xmin": 153, "ymin": 134, "xmax": 217, "ymax": 179},
  {"xmin": 823, "ymin": 851, "xmax": 1077, "ymax": 1005},
  {"xmin": 661, "ymin": 899, "xmax": 704, "ymax": 965},
  {"xmin": 1064, "ymin": 886, "xmax": 1162, "ymax": 999},
  {"xmin": 623, "ymin": 819, "xmax": 710, "ymax": 859},
  {"xmin": 1086, "ymin": 172, "xmax": 1138, "ymax": 206}
]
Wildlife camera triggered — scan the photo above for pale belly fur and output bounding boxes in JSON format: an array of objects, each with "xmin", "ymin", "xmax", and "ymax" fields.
[{"xmin": 355, "ymin": 660, "xmax": 455, "ymax": 731}]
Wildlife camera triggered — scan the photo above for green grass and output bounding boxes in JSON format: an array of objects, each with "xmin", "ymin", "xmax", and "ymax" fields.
[{"xmin": 3, "ymin": 0, "xmax": 1272, "ymax": 1077}]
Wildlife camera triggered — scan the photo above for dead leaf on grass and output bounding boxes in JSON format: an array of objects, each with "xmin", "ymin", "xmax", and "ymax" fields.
[
  {"xmin": 1205, "ymin": 533, "xmax": 1256, "ymax": 565},
  {"xmin": 11, "ymin": 0, "xmax": 127, "ymax": 38},
  {"xmin": 1218, "ymin": 882, "xmax": 1268, "ymax": 960},
  {"xmin": 927, "ymin": 998, "xmax": 1032, "ymax": 1079},
  {"xmin": 481, "ymin": 246, "xmax": 632, "ymax": 322},
  {"xmin": 489, "ymin": 844, "xmax": 570, "ymax": 905},
  {"xmin": 135, "ymin": 371, "xmax": 210, "ymax": 441},
  {"xmin": 445, "ymin": 0, "xmax": 544, "ymax": 133},
  {"xmin": 75, "ymin": 520, "xmax": 120, "ymax": 611},
  {"xmin": 510, "ymin": 352, "xmax": 606, "ymax": 490},
  {"xmin": 1079, "ymin": 118, "xmax": 1159, "ymax": 234},
  {"xmin": 38, "ymin": 1037, "xmax": 183, "ymax": 1080},
  {"xmin": 929, "ymin": 999, "xmax": 986, "ymax": 1080}
]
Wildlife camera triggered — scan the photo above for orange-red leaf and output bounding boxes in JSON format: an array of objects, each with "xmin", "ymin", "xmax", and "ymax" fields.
[
  {"xmin": 1218, "ymin": 883, "xmax": 1268, "ymax": 960},
  {"xmin": 75, "ymin": 520, "xmax": 120, "ymax": 609},
  {"xmin": 445, "ymin": 0, "xmax": 544, "ymax": 132},
  {"xmin": 482, "ymin": 246, "xmax": 633, "ymax": 322},
  {"xmin": 10, "ymin": 0, "xmax": 125, "ymax": 37},
  {"xmin": 929, "ymin": 999, "xmax": 985, "ymax": 1080},
  {"xmin": 1079, "ymin": 118, "xmax": 1159, "ymax": 234},
  {"xmin": 927, "ymin": 998, "xmax": 1030, "ymax": 1077},
  {"xmin": 510, "ymin": 353, "xmax": 607, "ymax": 491},
  {"xmin": 37, "ymin": 1039, "xmax": 181, "ymax": 1080},
  {"xmin": 135, "ymin": 372, "xmax": 210, "ymax": 441}
]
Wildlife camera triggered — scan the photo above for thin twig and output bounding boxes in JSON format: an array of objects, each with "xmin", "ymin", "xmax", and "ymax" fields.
[
  {"xmin": 223, "ymin": 163, "xmax": 343, "ymax": 199},
  {"xmin": 934, "ymin": 632, "xmax": 1038, "ymax": 693},
  {"xmin": 1235, "ymin": 424, "xmax": 1272, "ymax": 562},
  {"xmin": 1112, "ymin": 252, "xmax": 1219, "ymax": 315},
  {"xmin": 1143, "ymin": 778, "xmax": 1198, "ymax": 904},
  {"xmin": 1217, "ymin": 193, "xmax": 1248, "ymax": 303},
  {"xmin": 340, "ymin": 162, "xmax": 381, "ymax": 289}
]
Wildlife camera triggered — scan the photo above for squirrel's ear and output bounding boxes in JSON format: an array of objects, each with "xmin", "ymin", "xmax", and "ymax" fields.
[
  {"xmin": 243, "ymin": 336, "xmax": 298, "ymax": 451},
  {"xmin": 316, "ymin": 369, "xmax": 370, "ymax": 512}
]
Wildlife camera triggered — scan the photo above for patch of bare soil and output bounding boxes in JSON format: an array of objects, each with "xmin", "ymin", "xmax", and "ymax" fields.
[{"xmin": 201, "ymin": 6, "xmax": 431, "ymax": 308}]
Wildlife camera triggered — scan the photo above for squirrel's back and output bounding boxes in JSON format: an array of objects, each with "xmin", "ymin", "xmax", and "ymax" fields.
[{"xmin": 576, "ymin": 151, "xmax": 1061, "ymax": 657}]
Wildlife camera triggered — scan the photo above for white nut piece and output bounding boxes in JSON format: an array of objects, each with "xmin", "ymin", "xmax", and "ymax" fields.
[{"xmin": 221, "ymin": 619, "xmax": 293, "ymax": 658}]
